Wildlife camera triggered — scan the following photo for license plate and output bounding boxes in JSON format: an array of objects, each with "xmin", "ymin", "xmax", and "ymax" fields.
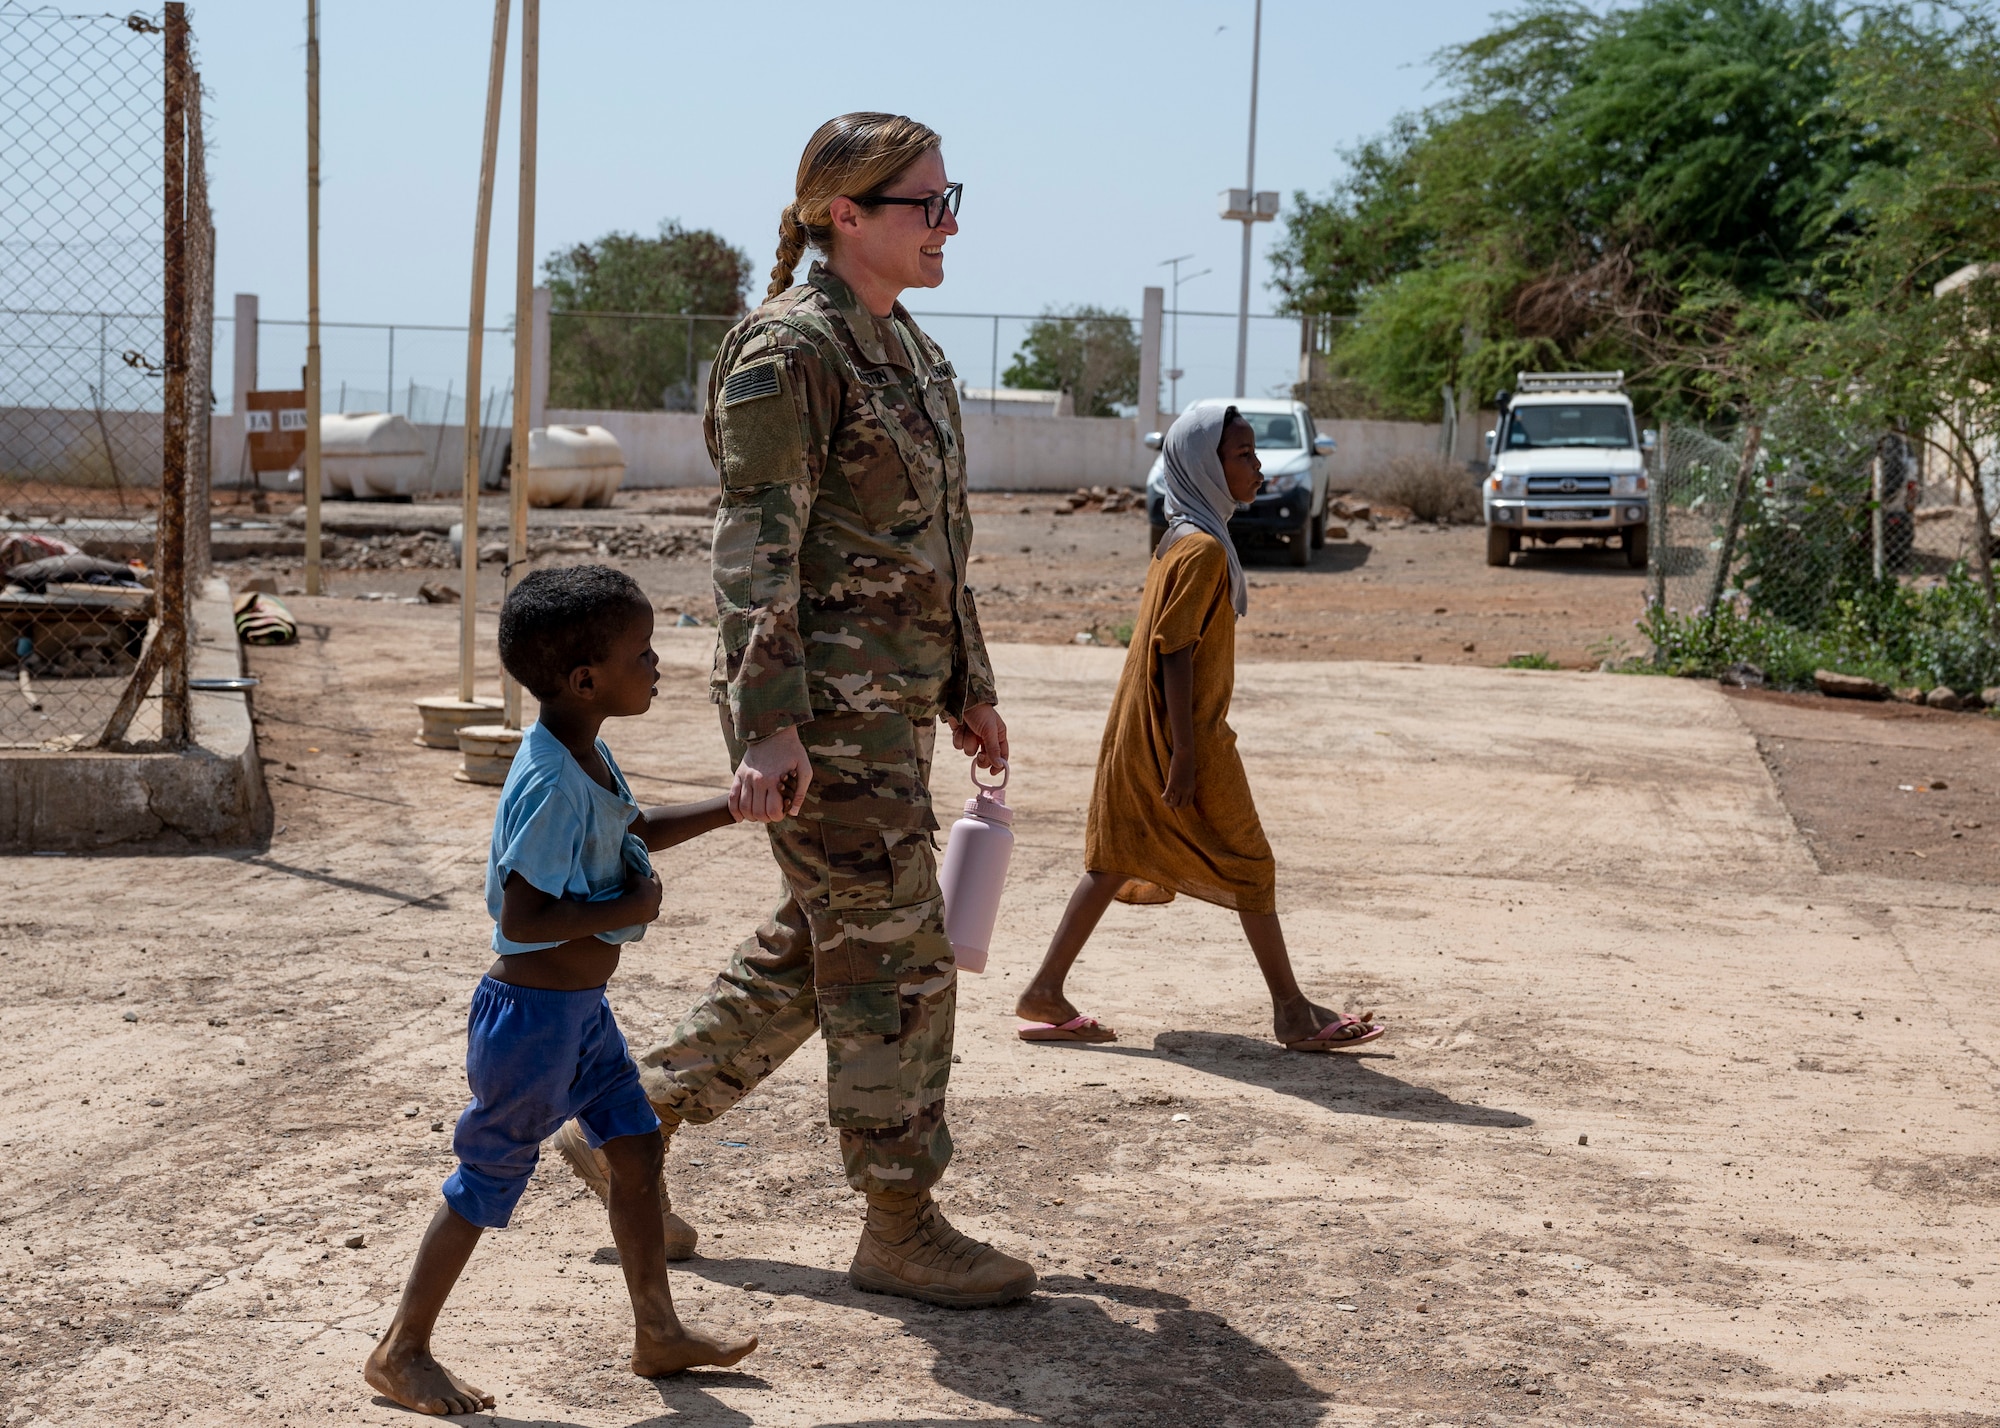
[{"xmin": 1541, "ymin": 509, "xmax": 1591, "ymax": 522}]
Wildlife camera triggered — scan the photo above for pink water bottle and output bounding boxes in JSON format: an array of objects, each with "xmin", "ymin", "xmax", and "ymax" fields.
[{"xmin": 938, "ymin": 765, "xmax": 1014, "ymax": 973}]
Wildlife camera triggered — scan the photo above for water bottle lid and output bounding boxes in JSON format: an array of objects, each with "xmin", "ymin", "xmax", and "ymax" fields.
[{"xmin": 962, "ymin": 761, "xmax": 1014, "ymax": 825}]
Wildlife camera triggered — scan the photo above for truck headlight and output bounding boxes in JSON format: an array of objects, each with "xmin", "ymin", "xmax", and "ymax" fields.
[{"xmin": 1498, "ymin": 473, "xmax": 1526, "ymax": 497}]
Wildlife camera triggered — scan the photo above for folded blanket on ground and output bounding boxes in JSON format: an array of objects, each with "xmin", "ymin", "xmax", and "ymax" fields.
[{"xmin": 3, "ymin": 554, "xmax": 149, "ymax": 593}]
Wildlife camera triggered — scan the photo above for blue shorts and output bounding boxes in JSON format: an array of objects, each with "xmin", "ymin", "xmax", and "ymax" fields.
[{"xmin": 441, "ymin": 976, "xmax": 659, "ymax": 1228}]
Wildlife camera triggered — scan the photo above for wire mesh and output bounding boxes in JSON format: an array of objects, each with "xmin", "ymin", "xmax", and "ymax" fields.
[
  {"xmin": 0, "ymin": 4, "xmax": 205, "ymax": 748},
  {"xmin": 1647, "ymin": 409, "xmax": 2000, "ymax": 692}
]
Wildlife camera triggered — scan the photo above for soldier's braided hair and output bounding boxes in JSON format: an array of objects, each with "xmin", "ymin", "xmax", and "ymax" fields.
[{"xmin": 768, "ymin": 112, "xmax": 941, "ymax": 300}]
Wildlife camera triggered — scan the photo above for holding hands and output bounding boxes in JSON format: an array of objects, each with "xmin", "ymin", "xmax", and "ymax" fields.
[{"xmin": 729, "ymin": 725, "xmax": 812, "ymax": 823}]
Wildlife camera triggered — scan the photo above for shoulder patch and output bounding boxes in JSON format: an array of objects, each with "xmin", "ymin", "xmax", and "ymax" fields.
[{"xmin": 721, "ymin": 361, "xmax": 782, "ymax": 407}]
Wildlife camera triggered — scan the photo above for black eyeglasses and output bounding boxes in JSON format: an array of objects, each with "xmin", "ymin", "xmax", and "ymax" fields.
[{"xmin": 852, "ymin": 181, "xmax": 962, "ymax": 229}]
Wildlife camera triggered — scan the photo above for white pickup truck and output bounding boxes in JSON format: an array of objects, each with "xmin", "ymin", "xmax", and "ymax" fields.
[{"xmin": 1482, "ymin": 371, "xmax": 1654, "ymax": 568}]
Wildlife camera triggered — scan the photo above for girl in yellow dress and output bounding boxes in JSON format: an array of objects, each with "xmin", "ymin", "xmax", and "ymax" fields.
[{"xmin": 1013, "ymin": 401, "xmax": 1384, "ymax": 1051}]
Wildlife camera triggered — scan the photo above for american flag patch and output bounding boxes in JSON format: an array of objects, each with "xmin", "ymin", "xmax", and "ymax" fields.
[{"xmin": 721, "ymin": 361, "xmax": 781, "ymax": 407}]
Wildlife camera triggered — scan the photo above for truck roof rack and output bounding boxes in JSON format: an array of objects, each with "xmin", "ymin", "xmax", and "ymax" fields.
[{"xmin": 1514, "ymin": 371, "xmax": 1625, "ymax": 392}]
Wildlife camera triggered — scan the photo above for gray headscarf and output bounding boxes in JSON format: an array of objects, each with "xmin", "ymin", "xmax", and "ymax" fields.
[{"xmin": 1155, "ymin": 399, "xmax": 1248, "ymax": 617}]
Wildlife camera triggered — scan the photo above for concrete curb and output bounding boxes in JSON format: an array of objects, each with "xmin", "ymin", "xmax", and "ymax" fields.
[{"xmin": 0, "ymin": 576, "xmax": 271, "ymax": 850}]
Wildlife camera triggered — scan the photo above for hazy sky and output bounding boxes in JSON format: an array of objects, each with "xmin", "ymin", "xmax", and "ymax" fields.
[{"xmin": 192, "ymin": 0, "xmax": 1509, "ymax": 403}]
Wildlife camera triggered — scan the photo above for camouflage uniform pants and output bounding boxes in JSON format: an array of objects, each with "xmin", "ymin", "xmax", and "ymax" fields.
[{"xmin": 633, "ymin": 708, "xmax": 956, "ymax": 1194}]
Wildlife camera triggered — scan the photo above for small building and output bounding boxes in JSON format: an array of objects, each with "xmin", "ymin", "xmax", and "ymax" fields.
[{"xmin": 958, "ymin": 386, "xmax": 1074, "ymax": 419}]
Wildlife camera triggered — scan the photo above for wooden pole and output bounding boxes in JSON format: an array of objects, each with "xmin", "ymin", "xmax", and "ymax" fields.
[
  {"xmin": 502, "ymin": 0, "xmax": 538, "ymax": 729},
  {"xmin": 160, "ymin": 2, "xmax": 190, "ymax": 745},
  {"xmin": 303, "ymin": 0, "xmax": 323, "ymax": 595},
  {"xmin": 461, "ymin": 0, "xmax": 510, "ymax": 703},
  {"xmin": 1704, "ymin": 423, "xmax": 1764, "ymax": 635}
]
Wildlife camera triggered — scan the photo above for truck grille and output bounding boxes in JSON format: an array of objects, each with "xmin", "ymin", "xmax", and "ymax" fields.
[{"xmin": 1526, "ymin": 475, "xmax": 1612, "ymax": 496}]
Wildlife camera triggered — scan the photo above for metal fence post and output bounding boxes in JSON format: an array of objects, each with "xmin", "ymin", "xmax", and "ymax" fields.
[
  {"xmin": 1648, "ymin": 420, "xmax": 1667, "ymax": 612},
  {"xmin": 304, "ymin": 0, "xmax": 323, "ymax": 595},
  {"xmin": 186, "ymin": 69, "xmax": 214, "ymax": 584},
  {"xmin": 157, "ymin": 1, "xmax": 190, "ymax": 745}
]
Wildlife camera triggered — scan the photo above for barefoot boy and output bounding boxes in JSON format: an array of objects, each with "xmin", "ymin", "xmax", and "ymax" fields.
[{"xmin": 366, "ymin": 566, "xmax": 757, "ymax": 1416}]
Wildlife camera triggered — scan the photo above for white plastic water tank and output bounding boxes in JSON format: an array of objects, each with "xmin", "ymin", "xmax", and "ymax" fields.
[
  {"xmin": 290, "ymin": 413, "xmax": 427, "ymax": 500},
  {"xmin": 525, "ymin": 424, "xmax": 625, "ymax": 509}
]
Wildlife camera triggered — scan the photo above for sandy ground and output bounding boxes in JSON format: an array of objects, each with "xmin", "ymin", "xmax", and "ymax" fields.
[
  {"xmin": 4, "ymin": 593, "xmax": 1998, "ymax": 1428},
  {"xmin": 211, "ymin": 490, "xmax": 1651, "ymax": 673}
]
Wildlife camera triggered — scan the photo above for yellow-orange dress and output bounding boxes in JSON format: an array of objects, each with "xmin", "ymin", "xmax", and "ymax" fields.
[{"xmin": 1083, "ymin": 531, "xmax": 1276, "ymax": 914}]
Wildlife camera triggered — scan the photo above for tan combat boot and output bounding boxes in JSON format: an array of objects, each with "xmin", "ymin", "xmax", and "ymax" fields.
[
  {"xmin": 849, "ymin": 1189, "xmax": 1037, "ymax": 1308},
  {"xmin": 545, "ymin": 1118, "xmax": 698, "ymax": 1261}
]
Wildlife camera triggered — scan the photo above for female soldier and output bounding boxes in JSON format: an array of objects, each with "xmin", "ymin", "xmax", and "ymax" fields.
[{"xmin": 548, "ymin": 113, "xmax": 1032, "ymax": 1309}]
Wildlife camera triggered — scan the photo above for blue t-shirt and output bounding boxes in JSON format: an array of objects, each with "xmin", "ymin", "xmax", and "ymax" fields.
[{"xmin": 484, "ymin": 721, "xmax": 653, "ymax": 955}]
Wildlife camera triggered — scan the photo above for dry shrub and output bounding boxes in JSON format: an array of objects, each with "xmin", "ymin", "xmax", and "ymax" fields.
[{"xmin": 1358, "ymin": 455, "xmax": 1484, "ymax": 524}]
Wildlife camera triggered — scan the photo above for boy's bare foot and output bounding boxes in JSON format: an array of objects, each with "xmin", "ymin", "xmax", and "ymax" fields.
[
  {"xmin": 363, "ymin": 1338, "xmax": 494, "ymax": 1416},
  {"xmin": 1014, "ymin": 985, "xmax": 1082, "ymax": 1026},
  {"xmin": 630, "ymin": 1322, "xmax": 759, "ymax": 1378}
]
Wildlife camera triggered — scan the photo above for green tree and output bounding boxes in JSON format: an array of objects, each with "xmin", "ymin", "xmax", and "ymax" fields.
[
  {"xmin": 542, "ymin": 221, "xmax": 752, "ymax": 411},
  {"xmin": 1271, "ymin": 0, "xmax": 1878, "ymax": 420},
  {"xmin": 1792, "ymin": 3, "xmax": 2000, "ymax": 621},
  {"xmin": 1002, "ymin": 306, "xmax": 1140, "ymax": 417}
]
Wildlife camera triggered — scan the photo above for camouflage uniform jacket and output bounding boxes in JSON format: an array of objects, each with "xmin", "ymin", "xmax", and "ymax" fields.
[{"xmin": 706, "ymin": 262, "xmax": 995, "ymax": 747}]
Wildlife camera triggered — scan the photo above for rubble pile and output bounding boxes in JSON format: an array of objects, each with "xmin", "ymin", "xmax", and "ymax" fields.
[
  {"xmin": 1054, "ymin": 486, "xmax": 1143, "ymax": 515},
  {"xmin": 475, "ymin": 524, "xmax": 710, "ymax": 565}
]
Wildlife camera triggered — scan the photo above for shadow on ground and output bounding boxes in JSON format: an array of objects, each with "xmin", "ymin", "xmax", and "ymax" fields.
[
  {"xmin": 1506, "ymin": 546, "xmax": 1650, "ymax": 577},
  {"xmin": 1069, "ymin": 1030, "xmax": 1532, "ymax": 1128},
  {"xmin": 1236, "ymin": 538, "xmax": 1373, "ymax": 574},
  {"xmin": 673, "ymin": 1256, "xmax": 1327, "ymax": 1428}
]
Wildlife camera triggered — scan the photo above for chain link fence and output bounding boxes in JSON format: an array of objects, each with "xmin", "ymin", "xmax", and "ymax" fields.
[
  {"xmin": 0, "ymin": 2, "xmax": 208, "ymax": 749},
  {"xmin": 1645, "ymin": 407, "xmax": 2000, "ymax": 694}
]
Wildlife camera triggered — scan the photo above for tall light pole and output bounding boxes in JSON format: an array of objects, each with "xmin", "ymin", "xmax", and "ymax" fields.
[
  {"xmin": 1219, "ymin": 0, "xmax": 1277, "ymax": 399},
  {"xmin": 1159, "ymin": 253, "xmax": 1209, "ymax": 415}
]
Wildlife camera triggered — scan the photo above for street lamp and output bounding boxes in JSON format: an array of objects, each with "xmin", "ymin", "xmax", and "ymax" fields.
[
  {"xmin": 1220, "ymin": 0, "xmax": 1278, "ymax": 399},
  {"xmin": 1158, "ymin": 253, "xmax": 1209, "ymax": 416}
]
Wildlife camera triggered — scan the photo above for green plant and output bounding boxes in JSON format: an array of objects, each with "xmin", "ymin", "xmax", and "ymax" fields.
[
  {"xmin": 1505, "ymin": 652, "xmax": 1561, "ymax": 669},
  {"xmin": 1641, "ymin": 562, "xmax": 2000, "ymax": 690},
  {"xmin": 1111, "ymin": 620, "xmax": 1135, "ymax": 648}
]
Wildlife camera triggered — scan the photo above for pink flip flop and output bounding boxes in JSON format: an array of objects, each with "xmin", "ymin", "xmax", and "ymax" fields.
[
  {"xmin": 1285, "ymin": 1013, "xmax": 1385, "ymax": 1053},
  {"xmin": 1017, "ymin": 1015, "xmax": 1119, "ymax": 1044}
]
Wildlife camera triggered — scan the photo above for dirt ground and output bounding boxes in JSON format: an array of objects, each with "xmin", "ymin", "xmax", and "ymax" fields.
[
  {"xmin": 5, "ymin": 547, "xmax": 2000, "ymax": 1427},
  {"xmin": 207, "ymin": 489, "xmax": 1653, "ymax": 673}
]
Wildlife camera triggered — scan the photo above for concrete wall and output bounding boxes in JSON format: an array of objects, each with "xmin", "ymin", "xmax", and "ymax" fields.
[
  {"xmin": 0, "ymin": 406, "xmax": 165, "ymax": 488},
  {"xmin": 0, "ymin": 576, "xmax": 269, "ymax": 850},
  {"xmin": 546, "ymin": 409, "xmax": 709, "ymax": 490},
  {"xmin": 206, "ymin": 414, "xmax": 505, "ymax": 495},
  {"xmin": 5, "ymin": 407, "xmax": 1457, "ymax": 499},
  {"xmin": 541, "ymin": 408, "xmax": 1153, "ymax": 492},
  {"xmin": 960, "ymin": 411, "xmax": 1144, "ymax": 491},
  {"xmin": 1320, "ymin": 419, "xmax": 1446, "ymax": 484}
]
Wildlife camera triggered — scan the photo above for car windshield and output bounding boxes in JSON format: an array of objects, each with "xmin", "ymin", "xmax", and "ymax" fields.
[
  {"xmin": 1504, "ymin": 404, "xmax": 1632, "ymax": 449},
  {"xmin": 1242, "ymin": 412, "xmax": 1301, "ymax": 449}
]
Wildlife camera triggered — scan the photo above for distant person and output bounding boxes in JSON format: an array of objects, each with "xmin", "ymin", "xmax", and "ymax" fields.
[
  {"xmin": 1013, "ymin": 403, "xmax": 1386, "ymax": 1052},
  {"xmin": 545, "ymin": 113, "xmax": 1034, "ymax": 1308},
  {"xmin": 365, "ymin": 567, "xmax": 756, "ymax": 1417}
]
